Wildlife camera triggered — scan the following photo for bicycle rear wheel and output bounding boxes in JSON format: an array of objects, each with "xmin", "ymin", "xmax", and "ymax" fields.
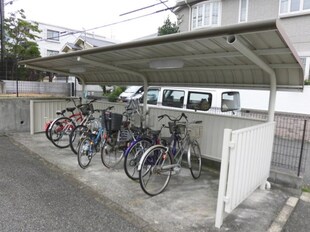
[
  {"xmin": 139, "ymin": 145, "xmax": 172, "ymax": 196},
  {"xmin": 69, "ymin": 125, "xmax": 88, "ymax": 155},
  {"xmin": 77, "ymin": 137, "xmax": 93, "ymax": 169},
  {"xmin": 188, "ymin": 139, "xmax": 202, "ymax": 179},
  {"xmin": 49, "ymin": 117, "xmax": 75, "ymax": 148},
  {"xmin": 124, "ymin": 138, "xmax": 152, "ymax": 181},
  {"xmin": 101, "ymin": 131, "xmax": 125, "ymax": 168}
]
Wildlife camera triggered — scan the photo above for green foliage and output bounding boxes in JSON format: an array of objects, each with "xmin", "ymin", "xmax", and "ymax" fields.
[
  {"xmin": 107, "ymin": 86, "xmax": 124, "ymax": 102},
  {"xmin": 304, "ymin": 79, "xmax": 310, "ymax": 85},
  {"xmin": 158, "ymin": 16, "xmax": 179, "ymax": 36},
  {"xmin": 302, "ymin": 186, "xmax": 310, "ymax": 192},
  {"xmin": 3, "ymin": 9, "xmax": 42, "ymax": 80}
]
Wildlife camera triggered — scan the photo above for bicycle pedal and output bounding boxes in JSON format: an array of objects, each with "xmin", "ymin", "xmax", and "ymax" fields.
[{"xmin": 171, "ymin": 166, "xmax": 181, "ymax": 175}]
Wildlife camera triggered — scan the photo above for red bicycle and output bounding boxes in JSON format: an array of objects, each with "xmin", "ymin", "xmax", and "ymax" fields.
[{"xmin": 48, "ymin": 98, "xmax": 95, "ymax": 148}]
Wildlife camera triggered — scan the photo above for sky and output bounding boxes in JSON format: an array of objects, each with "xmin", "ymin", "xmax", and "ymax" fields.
[{"xmin": 4, "ymin": 0, "xmax": 177, "ymax": 42}]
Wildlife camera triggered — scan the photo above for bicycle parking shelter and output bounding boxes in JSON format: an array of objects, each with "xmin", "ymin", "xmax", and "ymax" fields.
[{"xmin": 20, "ymin": 19, "xmax": 304, "ymax": 228}]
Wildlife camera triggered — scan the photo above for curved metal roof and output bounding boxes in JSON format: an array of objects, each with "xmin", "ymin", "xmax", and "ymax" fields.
[{"xmin": 20, "ymin": 19, "xmax": 304, "ymax": 91}]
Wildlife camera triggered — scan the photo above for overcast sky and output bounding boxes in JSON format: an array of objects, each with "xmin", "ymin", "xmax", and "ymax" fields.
[{"xmin": 5, "ymin": 0, "xmax": 177, "ymax": 42}]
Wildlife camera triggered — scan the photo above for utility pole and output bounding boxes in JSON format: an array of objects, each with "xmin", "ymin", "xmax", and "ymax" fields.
[{"xmin": 0, "ymin": 0, "xmax": 5, "ymax": 79}]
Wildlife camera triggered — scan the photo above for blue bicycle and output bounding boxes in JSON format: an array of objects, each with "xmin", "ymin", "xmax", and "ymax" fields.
[
  {"xmin": 123, "ymin": 126, "xmax": 163, "ymax": 180},
  {"xmin": 77, "ymin": 106, "xmax": 116, "ymax": 169}
]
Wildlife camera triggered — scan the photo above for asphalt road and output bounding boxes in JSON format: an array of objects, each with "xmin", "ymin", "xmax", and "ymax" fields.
[{"xmin": 0, "ymin": 136, "xmax": 143, "ymax": 232}]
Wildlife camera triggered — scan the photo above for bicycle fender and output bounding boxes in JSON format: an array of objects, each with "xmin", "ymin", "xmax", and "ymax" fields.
[{"xmin": 137, "ymin": 144, "xmax": 166, "ymax": 171}]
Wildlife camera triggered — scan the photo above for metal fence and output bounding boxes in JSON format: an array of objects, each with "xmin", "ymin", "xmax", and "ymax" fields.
[
  {"xmin": 272, "ymin": 113, "xmax": 310, "ymax": 177},
  {"xmin": 1, "ymin": 80, "xmax": 72, "ymax": 96},
  {"xmin": 208, "ymin": 108, "xmax": 310, "ymax": 177}
]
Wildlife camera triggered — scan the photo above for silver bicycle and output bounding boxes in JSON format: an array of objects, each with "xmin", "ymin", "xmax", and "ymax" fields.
[{"xmin": 138, "ymin": 113, "xmax": 202, "ymax": 196}]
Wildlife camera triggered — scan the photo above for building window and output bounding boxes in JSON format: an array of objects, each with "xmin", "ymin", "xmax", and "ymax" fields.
[
  {"xmin": 279, "ymin": 0, "xmax": 310, "ymax": 15},
  {"xmin": 301, "ymin": 57, "xmax": 310, "ymax": 80},
  {"xmin": 47, "ymin": 50, "xmax": 59, "ymax": 56},
  {"xmin": 239, "ymin": 0, "xmax": 248, "ymax": 23},
  {"xmin": 192, "ymin": 0, "xmax": 221, "ymax": 30},
  {"xmin": 47, "ymin": 29, "xmax": 60, "ymax": 41}
]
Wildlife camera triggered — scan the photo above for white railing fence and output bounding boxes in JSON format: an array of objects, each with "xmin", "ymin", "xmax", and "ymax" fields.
[
  {"xmin": 215, "ymin": 121, "xmax": 276, "ymax": 228},
  {"xmin": 30, "ymin": 99, "xmax": 263, "ymax": 161},
  {"xmin": 30, "ymin": 99, "xmax": 122, "ymax": 135}
]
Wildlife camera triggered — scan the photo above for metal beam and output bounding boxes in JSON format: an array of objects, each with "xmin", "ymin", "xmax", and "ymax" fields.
[
  {"xmin": 77, "ymin": 56, "xmax": 149, "ymax": 122},
  {"xmin": 227, "ymin": 35, "xmax": 277, "ymax": 122}
]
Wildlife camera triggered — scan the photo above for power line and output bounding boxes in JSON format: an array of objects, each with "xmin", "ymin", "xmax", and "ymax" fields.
[
  {"xmin": 36, "ymin": 6, "xmax": 175, "ymax": 42},
  {"xmin": 157, "ymin": 0, "xmax": 173, "ymax": 13},
  {"xmin": 119, "ymin": 1, "xmax": 168, "ymax": 16}
]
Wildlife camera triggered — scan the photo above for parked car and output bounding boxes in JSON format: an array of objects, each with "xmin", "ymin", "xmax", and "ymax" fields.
[
  {"xmin": 140, "ymin": 86, "xmax": 240, "ymax": 113},
  {"xmin": 118, "ymin": 86, "xmax": 144, "ymax": 102}
]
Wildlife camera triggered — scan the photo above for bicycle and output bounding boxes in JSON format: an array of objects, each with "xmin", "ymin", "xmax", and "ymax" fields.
[
  {"xmin": 77, "ymin": 107, "xmax": 114, "ymax": 169},
  {"xmin": 69, "ymin": 103, "xmax": 103, "ymax": 154},
  {"xmin": 48, "ymin": 99, "xmax": 95, "ymax": 148},
  {"xmin": 45, "ymin": 97, "xmax": 82, "ymax": 141},
  {"xmin": 100, "ymin": 98, "xmax": 143, "ymax": 169},
  {"xmin": 100, "ymin": 110, "xmax": 135, "ymax": 168},
  {"xmin": 123, "ymin": 126, "xmax": 163, "ymax": 181},
  {"xmin": 138, "ymin": 113, "xmax": 202, "ymax": 196}
]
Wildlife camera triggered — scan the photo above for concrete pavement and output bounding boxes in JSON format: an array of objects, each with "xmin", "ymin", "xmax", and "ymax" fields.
[{"xmin": 6, "ymin": 132, "xmax": 303, "ymax": 231}]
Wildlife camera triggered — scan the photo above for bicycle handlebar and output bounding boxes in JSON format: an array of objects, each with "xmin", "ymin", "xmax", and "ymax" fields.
[
  {"xmin": 94, "ymin": 106, "xmax": 114, "ymax": 113},
  {"xmin": 158, "ymin": 113, "xmax": 188, "ymax": 122}
]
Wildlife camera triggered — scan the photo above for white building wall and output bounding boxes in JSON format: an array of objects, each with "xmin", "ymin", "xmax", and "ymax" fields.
[{"xmin": 239, "ymin": 86, "xmax": 310, "ymax": 115}]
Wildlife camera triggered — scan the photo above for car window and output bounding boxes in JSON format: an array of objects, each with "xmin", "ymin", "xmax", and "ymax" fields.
[
  {"xmin": 187, "ymin": 91, "xmax": 212, "ymax": 111},
  {"xmin": 162, "ymin": 89, "xmax": 185, "ymax": 108},
  {"xmin": 147, "ymin": 89, "xmax": 159, "ymax": 105}
]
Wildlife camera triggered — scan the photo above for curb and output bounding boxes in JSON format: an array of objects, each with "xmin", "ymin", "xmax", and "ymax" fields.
[
  {"xmin": 267, "ymin": 196, "xmax": 299, "ymax": 232},
  {"xmin": 300, "ymin": 192, "xmax": 310, "ymax": 203}
]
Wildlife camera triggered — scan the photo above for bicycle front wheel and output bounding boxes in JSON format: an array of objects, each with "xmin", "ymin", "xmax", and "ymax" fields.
[
  {"xmin": 139, "ymin": 145, "xmax": 172, "ymax": 196},
  {"xmin": 101, "ymin": 131, "xmax": 124, "ymax": 168},
  {"xmin": 45, "ymin": 121, "xmax": 52, "ymax": 141},
  {"xmin": 188, "ymin": 139, "xmax": 202, "ymax": 179},
  {"xmin": 77, "ymin": 137, "xmax": 93, "ymax": 169},
  {"xmin": 69, "ymin": 125, "xmax": 88, "ymax": 155},
  {"xmin": 49, "ymin": 117, "xmax": 75, "ymax": 148},
  {"xmin": 124, "ymin": 138, "xmax": 152, "ymax": 181}
]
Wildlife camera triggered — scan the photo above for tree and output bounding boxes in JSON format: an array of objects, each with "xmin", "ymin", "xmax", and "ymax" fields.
[
  {"xmin": 3, "ymin": 9, "xmax": 42, "ymax": 80},
  {"xmin": 157, "ymin": 16, "xmax": 179, "ymax": 36}
]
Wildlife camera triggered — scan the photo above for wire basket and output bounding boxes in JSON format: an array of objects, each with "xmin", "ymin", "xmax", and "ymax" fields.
[
  {"xmin": 168, "ymin": 122, "xmax": 186, "ymax": 135},
  {"xmin": 188, "ymin": 125, "xmax": 201, "ymax": 140},
  {"xmin": 86, "ymin": 118, "xmax": 101, "ymax": 132},
  {"xmin": 103, "ymin": 112, "xmax": 123, "ymax": 132},
  {"xmin": 80, "ymin": 103, "xmax": 94, "ymax": 116}
]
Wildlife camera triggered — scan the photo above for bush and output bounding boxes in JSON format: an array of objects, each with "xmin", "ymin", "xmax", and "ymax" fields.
[
  {"xmin": 305, "ymin": 79, "xmax": 310, "ymax": 85},
  {"xmin": 107, "ymin": 86, "xmax": 124, "ymax": 102}
]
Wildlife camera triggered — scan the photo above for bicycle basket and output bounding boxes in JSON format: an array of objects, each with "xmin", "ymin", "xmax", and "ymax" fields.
[
  {"xmin": 168, "ymin": 122, "xmax": 186, "ymax": 135},
  {"xmin": 80, "ymin": 103, "xmax": 94, "ymax": 116},
  {"xmin": 104, "ymin": 112, "xmax": 123, "ymax": 132},
  {"xmin": 86, "ymin": 118, "xmax": 101, "ymax": 131}
]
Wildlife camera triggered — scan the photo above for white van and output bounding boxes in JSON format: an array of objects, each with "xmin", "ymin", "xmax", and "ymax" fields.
[{"xmin": 143, "ymin": 86, "xmax": 240, "ymax": 112}]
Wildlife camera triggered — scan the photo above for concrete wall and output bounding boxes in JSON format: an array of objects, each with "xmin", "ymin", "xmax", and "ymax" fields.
[{"xmin": 0, "ymin": 99, "xmax": 31, "ymax": 133}]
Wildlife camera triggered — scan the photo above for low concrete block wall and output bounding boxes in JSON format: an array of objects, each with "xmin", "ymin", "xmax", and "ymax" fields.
[{"xmin": 0, "ymin": 99, "xmax": 31, "ymax": 133}]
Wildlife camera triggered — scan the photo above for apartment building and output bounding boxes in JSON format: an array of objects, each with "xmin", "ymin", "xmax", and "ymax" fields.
[
  {"xmin": 33, "ymin": 22, "xmax": 116, "ymax": 57},
  {"xmin": 174, "ymin": 0, "xmax": 310, "ymax": 79}
]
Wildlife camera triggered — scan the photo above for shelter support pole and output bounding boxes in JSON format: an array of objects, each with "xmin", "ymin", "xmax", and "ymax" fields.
[
  {"xmin": 77, "ymin": 57, "xmax": 149, "ymax": 124},
  {"xmin": 227, "ymin": 35, "xmax": 277, "ymax": 122},
  {"xmin": 80, "ymin": 79, "xmax": 86, "ymax": 101}
]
